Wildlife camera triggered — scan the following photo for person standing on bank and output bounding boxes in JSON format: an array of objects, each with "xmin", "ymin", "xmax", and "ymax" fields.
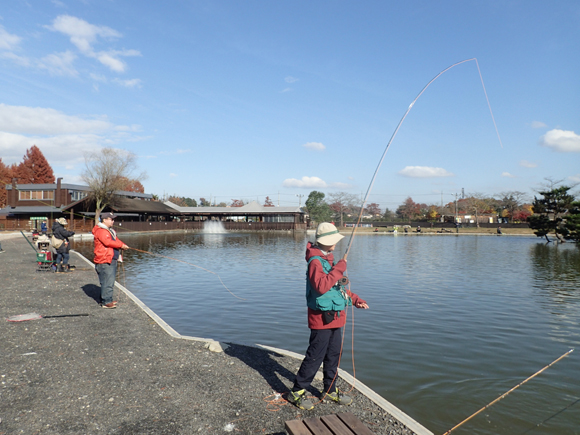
[
  {"xmin": 92, "ymin": 212, "xmax": 129, "ymax": 309},
  {"xmin": 288, "ymin": 222, "xmax": 369, "ymax": 410},
  {"xmin": 52, "ymin": 217, "xmax": 75, "ymax": 273}
]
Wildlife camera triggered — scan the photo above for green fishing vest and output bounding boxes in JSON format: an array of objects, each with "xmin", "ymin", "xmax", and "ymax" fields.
[{"xmin": 305, "ymin": 256, "xmax": 351, "ymax": 313}]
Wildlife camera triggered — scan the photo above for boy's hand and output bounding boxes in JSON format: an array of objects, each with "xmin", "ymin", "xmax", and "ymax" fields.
[{"xmin": 355, "ymin": 302, "xmax": 369, "ymax": 309}]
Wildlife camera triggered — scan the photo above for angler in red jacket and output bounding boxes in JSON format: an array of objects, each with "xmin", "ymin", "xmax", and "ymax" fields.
[
  {"xmin": 92, "ymin": 212, "xmax": 129, "ymax": 309},
  {"xmin": 287, "ymin": 222, "xmax": 369, "ymax": 411}
]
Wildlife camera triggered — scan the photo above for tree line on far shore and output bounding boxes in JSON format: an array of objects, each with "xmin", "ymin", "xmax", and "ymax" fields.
[
  {"xmin": 304, "ymin": 186, "xmax": 580, "ymax": 243},
  {"xmin": 2, "ymin": 146, "xmax": 579, "ymax": 242}
]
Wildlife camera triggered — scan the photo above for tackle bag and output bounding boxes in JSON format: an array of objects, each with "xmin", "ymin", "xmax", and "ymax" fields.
[{"xmin": 51, "ymin": 235, "xmax": 64, "ymax": 249}]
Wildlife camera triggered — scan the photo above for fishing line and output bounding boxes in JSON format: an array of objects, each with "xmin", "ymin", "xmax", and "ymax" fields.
[
  {"xmin": 128, "ymin": 247, "xmax": 246, "ymax": 300},
  {"xmin": 520, "ymin": 396, "xmax": 580, "ymax": 434},
  {"xmin": 441, "ymin": 349, "xmax": 574, "ymax": 435},
  {"xmin": 345, "ymin": 58, "xmax": 503, "ymax": 257}
]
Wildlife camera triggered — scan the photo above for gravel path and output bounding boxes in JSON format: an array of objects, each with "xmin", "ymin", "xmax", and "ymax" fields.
[{"xmin": 0, "ymin": 233, "xmax": 427, "ymax": 435}]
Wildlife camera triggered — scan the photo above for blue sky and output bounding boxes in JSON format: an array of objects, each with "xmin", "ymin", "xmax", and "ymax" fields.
[{"xmin": 1, "ymin": 0, "xmax": 578, "ymax": 210}]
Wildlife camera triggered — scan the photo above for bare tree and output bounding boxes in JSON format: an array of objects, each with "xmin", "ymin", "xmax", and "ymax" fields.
[
  {"xmin": 497, "ymin": 191, "xmax": 528, "ymax": 223},
  {"xmin": 327, "ymin": 192, "xmax": 358, "ymax": 227},
  {"xmin": 82, "ymin": 148, "xmax": 147, "ymax": 225},
  {"xmin": 464, "ymin": 193, "xmax": 494, "ymax": 227}
]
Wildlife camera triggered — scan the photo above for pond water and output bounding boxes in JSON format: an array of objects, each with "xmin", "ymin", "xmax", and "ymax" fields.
[{"xmin": 73, "ymin": 232, "xmax": 580, "ymax": 435}]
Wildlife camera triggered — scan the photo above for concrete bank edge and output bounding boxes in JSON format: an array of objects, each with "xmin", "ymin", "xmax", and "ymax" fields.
[{"xmin": 72, "ymin": 250, "xmax": 434, "ymax": 435}]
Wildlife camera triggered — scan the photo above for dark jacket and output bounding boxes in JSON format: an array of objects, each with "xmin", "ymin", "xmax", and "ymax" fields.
[{"xmin": 52, "ymin": 222, "xmax": 75, "ymax": 253}]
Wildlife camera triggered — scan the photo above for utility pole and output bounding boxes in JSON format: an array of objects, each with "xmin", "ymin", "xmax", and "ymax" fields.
[
  {"xmin": 296, "ymin": 194, "xmax": 304, "ymax": 207},
  {"xmin": 454, "ymin": 193, "xmax": 459, "ymax": 233}
]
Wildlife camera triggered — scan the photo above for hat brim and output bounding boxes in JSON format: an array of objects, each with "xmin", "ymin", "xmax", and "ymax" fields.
[{"xmin": 316, "ymin": 232, "xmax": 344, "ymax": 246}]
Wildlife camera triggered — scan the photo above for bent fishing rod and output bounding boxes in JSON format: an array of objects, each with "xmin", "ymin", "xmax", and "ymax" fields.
[{"xmin": 344, "ymin": 58, "xmax": 502, "ymax": 257}]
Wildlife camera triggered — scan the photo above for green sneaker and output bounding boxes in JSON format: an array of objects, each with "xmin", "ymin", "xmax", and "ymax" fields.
[
  {"xmin": 325, "ymin": 388, "xmax": 352, "ymax": 405},
  {"xmin": 287, "ymin": 389, "xmax": 314, "ymax": 410}
]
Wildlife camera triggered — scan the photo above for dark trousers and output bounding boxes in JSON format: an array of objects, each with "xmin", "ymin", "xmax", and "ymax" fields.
[{"xmin": 293, "ymin": 328, "xmax": 342, "ymax": 393}]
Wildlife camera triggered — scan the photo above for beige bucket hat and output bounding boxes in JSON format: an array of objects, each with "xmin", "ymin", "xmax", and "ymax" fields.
[
  {"xmin": 315, "ymin": 222, "xmax": 344, "ymax": 246},
  {"xmin": 56, "ymin": 218, "xmax": 67, "ymax": 225}
]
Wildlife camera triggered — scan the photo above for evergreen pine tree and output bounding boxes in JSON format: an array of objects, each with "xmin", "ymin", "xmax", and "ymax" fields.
[
  {"xmin": 565, "ymin": 200, "xmax": 580, "ymax": 242},
  {"xmin": 528, "ymin": 185, "xmax": 575, "ymax": 242}
]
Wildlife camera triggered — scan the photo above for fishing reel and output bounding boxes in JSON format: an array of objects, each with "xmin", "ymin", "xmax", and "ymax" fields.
[{"xmin": 338, "ymin": 277, "xmax": 349, "ymax": 286}]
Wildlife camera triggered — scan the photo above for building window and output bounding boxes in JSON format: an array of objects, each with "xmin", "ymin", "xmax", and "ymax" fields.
[
  {"xmin": 19, "ymin": 190, "xmax": 54, "ymax": 200},
  {"xmin": 71, "ymin": 191, "xmax": 88, "ymax": 201},
  {"xmin": 264, "ymin": 215, "xmax": 294, "ymax": 223}
]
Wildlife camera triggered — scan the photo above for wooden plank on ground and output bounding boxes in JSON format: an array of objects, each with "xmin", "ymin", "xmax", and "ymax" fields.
[
  {"xmin": 320, "ymin": 414, "xmax": 354, "ymax": 435},
  {"xmin": 336, "ymin": 412, "xmax": 376, "ymax": 435},
  {"xmin": 285, "ymin": 419, "xmax": 313, "ymax": 435},
  {"xmin": 303, "ymin": 416, "xmax": 335, "ymax": 435}
]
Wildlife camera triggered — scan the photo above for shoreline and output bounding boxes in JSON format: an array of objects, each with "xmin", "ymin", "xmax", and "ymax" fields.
[
  {"xmin": 1, "ymin": 234, "xmax": 433, "ymax": 435},
  {"xmin": 74, "ymin": 249, "xmax": 434, "ymax": 435}
]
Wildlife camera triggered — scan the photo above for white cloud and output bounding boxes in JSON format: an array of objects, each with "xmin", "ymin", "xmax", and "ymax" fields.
[
  {"xmin": 46, "ymin": 15, "xmax": 141, "ymax": 74},
  {"xmin": 398, "ymin": 166, "xmax": 454, "ymax": 178},
  {"xmin": 47, "ymin": 15, "xmax": 121, "ymax": 54},
  {"xmin": 568, "ymin": 174, "xmax": 580, "ymax": 183},
  {"xmin": 169, "ymin": 173, "xmax": 178, "ymax": 178},
  {"xmin": 531, "ymin": 121, "xmax": 547, "ymax": 129},
  {"xmin": 0, "ymin": 130, "xmax": 104, "ymax": 166},
  {"xmin": 280, "ymin": 87, "xmax": 292, "ymax": 93},
  {"xmin": 113, "ymin": 78, "xmax": 143, "ymax": 88},
  {"xmin": 519, "ymin": 160, "xmax": 537, "ymax": 168},
  {"xmin": 0, "ymin": 104, "xmax": 143, "ymax": 167},
  {"xmin": 282, "ymin": 176, "xmax": 328, "ymax": 188},
  {"xmin": 540, "ymin": 129, "xmax": 580, "ymax": 152},
  {"xmin": 0, "ymin": 25, "xmax": 22, "ymax": 50},
  {"xmin": 285, "ymin": 76, "xmax": 299, "ymax": 83},
  {"xmin": 96, "ymin": 52, "xmax": 126, "ymax": 72},
  {"xmin": 303, "ymin": 142, "xmax": 325, "ymax": 151},
  {"xmin": 38, "ymin": 50, "xmax": 77, "ymax": 76},
  {"xmin": 502, "ymin": 172, "xmax": 516, "ymax": 178},
  {"xmin": 0, "ymin": 103, "xmax": 112, "ymax": 135}
]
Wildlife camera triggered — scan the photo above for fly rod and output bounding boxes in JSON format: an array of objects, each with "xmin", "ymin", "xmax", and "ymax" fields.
[
  {"xmin": 345, "ymin": 58, "xmax": 502, "ymax": 257},
  {"xmin": 441, "ymin": 349, "xmax": 574, "ymax": 435}
]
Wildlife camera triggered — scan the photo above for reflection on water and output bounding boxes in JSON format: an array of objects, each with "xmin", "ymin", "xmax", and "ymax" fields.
[{"xmin": 73, "ymin": 234, "xmax": 580, "ymax": 435}]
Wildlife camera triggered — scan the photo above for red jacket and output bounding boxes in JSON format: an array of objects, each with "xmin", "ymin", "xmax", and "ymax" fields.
[
  {"xmin": 92, "ymin": 224, "xmax": 125, "ymax": 264},
  {"xmin": 305, "ymin": 242, "xmax": 366, "ymax": 329}
]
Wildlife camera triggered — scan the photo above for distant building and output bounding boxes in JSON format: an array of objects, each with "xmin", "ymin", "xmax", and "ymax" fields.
[
  {"xmin": 164, "ymin": 200, "xmax": 306, "ymax": 227},
  {"xmin": 0, "ymin": 178, "xmax": 156, "ymax": 231}
]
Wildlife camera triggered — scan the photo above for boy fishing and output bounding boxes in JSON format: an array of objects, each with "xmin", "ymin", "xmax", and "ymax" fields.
[{"xmin": 288, "ymin": 222, "xmax": 369, "ymax": 410}]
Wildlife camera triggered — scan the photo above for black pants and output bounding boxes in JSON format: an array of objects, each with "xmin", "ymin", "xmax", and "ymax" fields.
[{"xmin": 293, "ymin": 328, "xmax": 342, "ymax": 393}]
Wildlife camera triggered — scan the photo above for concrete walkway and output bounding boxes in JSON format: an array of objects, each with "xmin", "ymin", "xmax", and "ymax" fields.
[{"xmin": 0, "ymin": 233, "xmax": 433, "ymax": 435}]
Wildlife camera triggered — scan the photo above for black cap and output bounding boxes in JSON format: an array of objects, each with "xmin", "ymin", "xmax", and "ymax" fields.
[{"xmin": 100, "ymin": 212, "xmax": 117, "ymax": 220}]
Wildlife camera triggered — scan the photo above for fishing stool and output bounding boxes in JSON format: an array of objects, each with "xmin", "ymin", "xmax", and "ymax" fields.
[{"xmin": 285, "ymin": 412, "xmax": 376, "ymax": 435}]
